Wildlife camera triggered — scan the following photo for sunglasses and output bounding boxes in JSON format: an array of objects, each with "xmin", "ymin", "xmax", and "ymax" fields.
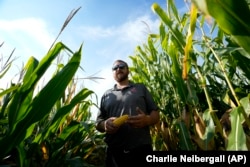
[{"xmin": 112, "ymin": 64, "xmax": 127, "ymax": 71}]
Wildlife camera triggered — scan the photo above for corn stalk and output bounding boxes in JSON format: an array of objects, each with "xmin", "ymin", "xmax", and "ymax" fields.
[{"xmin": 130, "ymin": 0, "xmax": 250, "ymax": 151}]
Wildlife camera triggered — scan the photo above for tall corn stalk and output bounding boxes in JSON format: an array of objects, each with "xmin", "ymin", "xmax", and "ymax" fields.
[
  {"xmin": 0, "ymin": 8, "xmax": 106, "ymax": 166},
  {"xmin": 129, "ymin": 0, "xmax": 250, "ymax": 150}
]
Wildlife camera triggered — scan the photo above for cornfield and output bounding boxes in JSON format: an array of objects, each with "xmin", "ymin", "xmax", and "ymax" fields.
[
  {"xmin": 0, "ymin": 0, "xmax": 250, "ymax": 166},
  {"xmin": 130, "ymin": 0, "xmax": 250, "ymax": 151}
]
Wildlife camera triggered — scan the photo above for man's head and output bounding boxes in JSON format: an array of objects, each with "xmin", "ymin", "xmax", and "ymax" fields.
[{"xmin": 112, "ymin": 60, "xmax": 129, "ymax": 82}]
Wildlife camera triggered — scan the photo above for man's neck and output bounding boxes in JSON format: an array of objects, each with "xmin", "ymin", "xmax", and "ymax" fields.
[{"xmin": 116, "ymin": 80, "xmax": 130, "ymax": 89}]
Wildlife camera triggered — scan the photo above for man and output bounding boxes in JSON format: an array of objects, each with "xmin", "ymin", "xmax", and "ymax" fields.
[{"xmin": 96, "ymin": 60, "xmax": 159, "ymax": 167}]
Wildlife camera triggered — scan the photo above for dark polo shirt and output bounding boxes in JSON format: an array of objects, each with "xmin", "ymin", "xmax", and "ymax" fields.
[{"xmin": 96, "ymin": 82, "xmax": 158, "ymax": 150}]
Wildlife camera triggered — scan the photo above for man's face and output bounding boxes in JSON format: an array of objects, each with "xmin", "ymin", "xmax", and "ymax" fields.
[{"xmin": 112, "ymin": 62, "xmax": 129, "ymax": 82}]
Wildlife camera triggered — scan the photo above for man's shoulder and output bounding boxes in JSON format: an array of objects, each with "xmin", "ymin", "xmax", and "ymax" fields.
[
  {"xmin": 103, "ymin": 86, "xmax": 116, "ymax": 95},
  {"xmin": 104, "ymin": 88, "xmax": 114, "ymax": 93},
  {"xmin": 132, "ymin": 82, "xmax": 146, "ymax": 88}
]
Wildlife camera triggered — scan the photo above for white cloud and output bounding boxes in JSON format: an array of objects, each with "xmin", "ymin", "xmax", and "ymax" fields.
[
  {"xmin": 0, "ymin": 18, "xmax": 54, "ymax": 52},
  {"xmin": 119, "ymin": 15, "xmax": 160, "ymax": 44},
  {"xmin": 77, "ymin": 26, "xmax": 114, "ymax": 40},
  {"xmin": 75, "ymin": 13, "xmax": 160, "ymax": 67},
  {"xmin": 77, "ymin": 14, "xmax": 159, "ymax": 44},
  {"xmin": 0, "ymin": 18, "xmax": 55, "ymax": 88}
]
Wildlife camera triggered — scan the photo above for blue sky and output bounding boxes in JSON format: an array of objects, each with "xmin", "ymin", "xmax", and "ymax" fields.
[{"xmin": 0, "ymin": 0, "xmax": 186, "ymax": 117}]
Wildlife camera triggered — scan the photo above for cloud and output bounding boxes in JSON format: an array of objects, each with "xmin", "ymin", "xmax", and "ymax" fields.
[
  {"xmin": 75, "ymin": 13, "xmax": 160, "ymax": 67},
  {"xmin": 77, "ymin": 26, "xmax": 114, "ymax": 40},
  {"xmin": 77, "ymin": 14, "xmax": 159, "ymax": 43},
  {"xmin": 75, "ymin": 12, "xmax": 161, "ymax": 90},
  {"xmin": 0, "ymin": 18, "xmax": 56, "ymax": 89},
  {"xmin": 0, "ymin": 18, "xmax": 54, "ymax": 60},
  {"xmin": 119, "ymin": 15, "xmax": 160, "ymax": 43}
]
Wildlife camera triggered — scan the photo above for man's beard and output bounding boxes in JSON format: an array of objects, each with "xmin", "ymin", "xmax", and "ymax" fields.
[{"xmin": 115, "ymin": 72, "xmax": 128, "ymax": 82}]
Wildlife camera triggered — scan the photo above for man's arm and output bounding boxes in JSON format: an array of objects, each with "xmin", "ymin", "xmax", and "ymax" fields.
[
  {"xmin": 96, "ymin": 117, "xmax": 119, "ymax": 134},
  {"xmin": 96, "ymin": 120, "xmax": 106, "ymax": 132},
  {"xmin": 127, "ymin": 107, "xmax": 160, "ymax": 128},
  {"xmin": 146, "ymin": 110, "xmax": 160, "ymax": 126}
]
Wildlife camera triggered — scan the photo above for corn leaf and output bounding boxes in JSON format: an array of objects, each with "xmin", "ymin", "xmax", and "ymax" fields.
[
  {"xmin": 176, "ymin": 120, "xmax": 194, "ymax": 150},
  {"xmin": 240, "ymin": 95, "xmax": 250, "ymax": 116},
  {"xmin": 35, "ymin": 88, "xmax": 94, "ymax": 142},
  {"xmin": 168, "ymin": 0, "xmax": 181, "ymax": 24},
  {"xmin": 202, "ymin": 110, "xmax": 215, "ymax": 150},
  {"xmin": 191, "ymin": 0, "xmax": 250, "ymax": 54},
  {"xmin": 11, "ymin": 57, "xmax": 39, "ymax": 131},
  {"xmin": 0, "ymin": 85, "xmax": 19, "ymax": 98},
  {"xmin": 183, "ymin": 4, "xmax": 197, "ymax": 80},
  {"xmin": 152, "ymin": 3, "xmax": 185, "ymax": 50},
  {"xmin": 7, "ymin": 42, "xmax": 67, "ymax": 132},
  {"xmin": 51, "ymin": 122, "xmax": 80, "ymax": 152},
  {"xmin": 23, "ymin": 56, "xmax": 39, "ymax": 83},
  {"xmin": 0, "ymin": 43, "xmax": 82, "ymax": 159},
  {"xmin": 227, "ymin": 107, "xmax": 247, "ymax": 150},
  {"xmin": 168, "ymin": 46, "xmax": 188, "ymax": 103},
  {"xmin": 0, "ymin": 63, "xmax": 11, "ymax": 79}
]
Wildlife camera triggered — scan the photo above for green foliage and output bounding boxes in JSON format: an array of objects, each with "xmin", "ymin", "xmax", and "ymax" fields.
[
  {"xmin": 0, "ymin": 42, "xmax": 105, "ymax": 166},
  {"xmin": 0, "ymin": 7, "xmax": 106, "ymax": 166},
  {"xmin": 227, "ymin": 107, "xmax": 247, "ymax": 150},
  {"xmin": 1, "ymin": 1, "xmax": 249, "ymax": 166},
  {"xmin": 191, "ymin": 0, "xmax": 250, "ymax": 54},
  {"xmin": 130, "ymin": 0, "xmax": 250, "ymax": 151}
]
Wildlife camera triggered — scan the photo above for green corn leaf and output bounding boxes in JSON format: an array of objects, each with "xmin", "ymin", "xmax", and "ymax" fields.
[
  {"xmin": 0, "ymin": 84, "xmax": 19, "ymax": 98},
  {"xmin": 148, "ymin": 37, "xmax": 157, "ymax": 62},
  {"xmin": 23, "ymin": 42, "xmax": 70, "ymax": 91},
  {"xmin": 0, "ymin": 44, "xmax": 82, "ymax": 159},
  {"xmin": 191, "ymin": 0, "xmax": 250, "ymax": 54},
  {"xmin": 176, "ymin": 120, "xmax": 194, "ymax": 150},
  {"xmin": 52, "ymin": 122, "xmax": 80, "ymax": 152},
  {"xmin": 35, "ymin": 88, "xmax": 94, "ymax": 142},
  {"xmin": 227, "ymin": 107, "xmax": 247, "ymax": 150},
  {"xmin": 240, "ymin": 95, "xmax": 250, "ymax": 116},
  {"xmin": 0, "ymin": 62, "xmax": 11, "ymax": 79},
  {"xmin": 16, "ymin": 141, "xmax": 29, "ymax": 167},
  {"xmin": 202, "ymin": 110, "xmax": 215, "ymax": 150},
  {"xmin": 8, "ymin": 57, "xmax": 39, "ymax": 130},
  {"xmin": 152, "ymin": 3, "xmax": 185, "ymax": 50},
  {"xmin": 168, "ymin": 0, "xmax": 181, "ymax": 24},
  {"xmin": 0, "ymin": 86, "xmax": 17, "ymax": 119},
  {"xmin": 23, "ymin": 56, "xmax": 39, "ymax": 83},
  {"xmin": 58, "ymin": 122, "xmax": 79, "ymax": 141},
  {"xmin": 231, "ymin": 52, "xmax": 250, "ymax": 81},
  {"xmin": 18, "ymin": 44, "xmax": 82, "ymax": 136},
  {"xmin": 168, "ymin": 46, "xmax": 188, "ymax": 103},
  {"xmin": 183, "ymin": 4, "xmax": 197, "ymax": 79},
  {"xmin": 7, "ymin": 42, "xmax": 67, "ymax": 131}
]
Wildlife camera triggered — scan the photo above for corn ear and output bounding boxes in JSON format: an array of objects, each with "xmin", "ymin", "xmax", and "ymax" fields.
[
  {"xmin": 194, "ymin": 114, "xmax": 206, "ymax": 138},
  {"xmin": 113, "ymin": 115, "xmax": 129, "ymax": 126},
  {"xmin": 41, "ymin": 142, "xmax": 49, "ymax": 160}
]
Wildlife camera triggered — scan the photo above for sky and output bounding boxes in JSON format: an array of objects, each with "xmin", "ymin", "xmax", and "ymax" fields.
[{"xmin": 0, "ymin": 0, "xmax": 186, "ymax": 119}]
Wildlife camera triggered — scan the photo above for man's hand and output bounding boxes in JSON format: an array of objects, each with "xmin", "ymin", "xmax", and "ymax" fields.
[
  {"xmin": 127, "ymin": 107, "xmax": 150, "ymax": 128},
  {"xmin": 104, "ymin": 117, "xmax": 119, "ymax": 134}
]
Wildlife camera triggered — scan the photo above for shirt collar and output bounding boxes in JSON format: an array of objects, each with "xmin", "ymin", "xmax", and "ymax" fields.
[{"xmin": 113, "ymin": 81, "xmax": 134, "ymax": 91}]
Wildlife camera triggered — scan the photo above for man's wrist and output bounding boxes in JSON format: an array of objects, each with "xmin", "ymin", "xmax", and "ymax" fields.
[
  {"xmin": 146, "ymin": 115, "xmax": 151, "ymax": 126},
  {"xmin": 104, "ymin": 120, "xmax": 107, "ymax": 131}
]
